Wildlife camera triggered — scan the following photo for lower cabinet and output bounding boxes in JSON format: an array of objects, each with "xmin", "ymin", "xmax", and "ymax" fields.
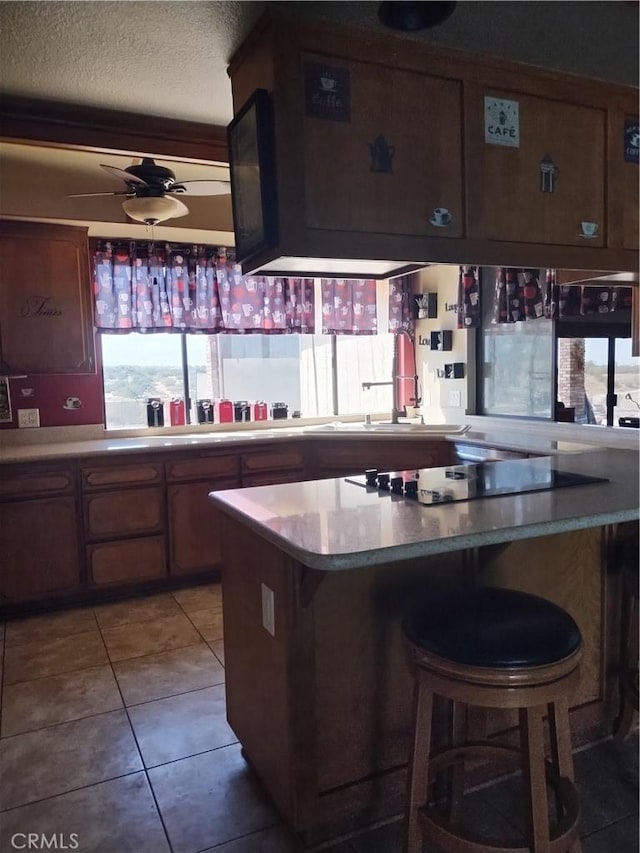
[
  {"xmin": 0, "ymin": 436, "xmax": 460, "ymax": 610},
  {"xmin": 88, "ymin": 536, "xmax": 167, "ymax": 587},
  {"xmin": 168, "ymin": 479, "xmax": 237, "ymax": 575},
  {"xmin": 0, "ymin": 497, "xmax": 81, "ymax": 602}
]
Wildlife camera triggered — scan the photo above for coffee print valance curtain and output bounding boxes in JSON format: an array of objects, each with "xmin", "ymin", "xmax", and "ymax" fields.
[
  {"xmin": 388, "ymin": 275, "xmax": 415, "ymax": 336},
  {"xmin": 92, "ymin": 241, "xmax": 315, "ymax": 334},
  {"xmin": 320, "ymin": 278, "xmax": 377, "ymax": 334},
  {"xmin": 545, "ymin": 269, "xmax": 633, "ymax": 318},
  {"xmin": 457, "ymin": 266, "xmax": 481, "ymax": 329},
  {"xmin": 492, "ymin": 268, "xmax": 545, "ymax": 324}
]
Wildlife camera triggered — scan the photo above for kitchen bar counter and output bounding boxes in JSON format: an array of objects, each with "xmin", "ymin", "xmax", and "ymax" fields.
[
  {"xmin": 210, "ymin": 448, "xmax": 638, "ymax": 570},
  {"xmin": 212, "ymin": 447, "xmax": 638, "ymax": 846}
]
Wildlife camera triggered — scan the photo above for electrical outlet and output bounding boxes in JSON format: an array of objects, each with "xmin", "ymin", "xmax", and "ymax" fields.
[
  {"xmin": 448, "ymin": 390, "xmax": 462, "ymax": 408},
  {"xmin": 261, "ymin": 582, "xmax": 275, "ymax": 636},
  {"xmin": 17, "ymin": 408, "xmax": 40, "ymax": 428}
]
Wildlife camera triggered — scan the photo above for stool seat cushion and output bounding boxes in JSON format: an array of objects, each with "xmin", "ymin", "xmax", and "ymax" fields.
[{"xmin": 403, "ymin": 587, "xmax": 581, "ymax": 668}]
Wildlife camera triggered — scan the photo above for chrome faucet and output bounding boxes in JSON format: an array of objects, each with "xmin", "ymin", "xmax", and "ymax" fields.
[{"xmin": 361, "ymin": 332, "xmax": 421, "ymax": 424}]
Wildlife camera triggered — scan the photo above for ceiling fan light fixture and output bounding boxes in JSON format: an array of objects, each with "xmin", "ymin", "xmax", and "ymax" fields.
[{"xmin": 121, "ymin": 194, "xmax": 189, "ymax": 225}]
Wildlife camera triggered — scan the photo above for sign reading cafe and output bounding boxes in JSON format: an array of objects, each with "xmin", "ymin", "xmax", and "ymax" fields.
[{"xmin": 484, "ymin": 97, "xmax": 520, "ymax": 148}]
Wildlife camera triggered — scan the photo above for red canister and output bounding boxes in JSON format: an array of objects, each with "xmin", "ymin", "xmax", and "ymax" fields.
[
  {"xmin": 169, "ymin": 399, "xmax": 185, "ymax": 426},
  {"xmin": 214, "ymin": 399, "xmax": 234, "ymax": 423},
  {"xmin": 251, "ymin": 401, "xmax": 268, "ymax": 421}
]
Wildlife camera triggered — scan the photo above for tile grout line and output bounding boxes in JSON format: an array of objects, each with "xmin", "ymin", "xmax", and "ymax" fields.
[
  {"xmin": 94, "ymin": 615, "xmax": 176, "ymax": 853},
  {"xmin": 170, "ymin": 591, "xmax": 224, "ymax": 646},
  {"xmin": 0, "ymin": 768, "xmax": 149, "ymax": 816}
]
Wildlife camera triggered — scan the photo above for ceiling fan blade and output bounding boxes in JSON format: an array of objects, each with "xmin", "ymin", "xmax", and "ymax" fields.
[
  {"xmin": 169, "ymin": 180, "xmax": 230, "ymax": 196},
  {"xmin": 67, "ymin": 191, "xmax": 131, "ymax": 198},
  {"xmin": 100, "ymin": 164, "xmax": 148, "ymax": 186}
]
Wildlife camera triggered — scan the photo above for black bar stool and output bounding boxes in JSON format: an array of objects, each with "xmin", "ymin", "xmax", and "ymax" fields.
[{"xmin": 403, "ymin": 587, "xmax": 583, "ymax": 853}]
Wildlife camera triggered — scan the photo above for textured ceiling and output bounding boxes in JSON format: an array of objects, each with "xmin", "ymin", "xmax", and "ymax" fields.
[{"xmin": 1, "ymin": 1, "xmax": 638, "ymax": 128}]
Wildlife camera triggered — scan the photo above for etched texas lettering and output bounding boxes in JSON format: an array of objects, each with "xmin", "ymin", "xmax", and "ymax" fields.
[{"xmin": 20, "ymin": 296, "xmax": 63, "ymax": 318}]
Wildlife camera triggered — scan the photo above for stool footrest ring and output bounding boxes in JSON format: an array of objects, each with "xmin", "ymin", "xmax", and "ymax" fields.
[{"xmin": 419, "ymin": 743, "xmax": 581, "ymax": 853}]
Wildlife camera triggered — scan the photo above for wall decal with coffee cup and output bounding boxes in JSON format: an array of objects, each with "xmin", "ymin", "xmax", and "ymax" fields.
[
  {"xmin": 304, "ymin": 62, "xmax": 351, "ymax": 122},
  {"xmin": 430, "ymin": 207, "xmax": 452, "ymax": 227},
  {"xmin": 63, "ymin": 396, "xmax": 82, "ymax": 411},
  {"xmin": 579, "ymin": 221, "xmax": 599, "ymax": 239}
]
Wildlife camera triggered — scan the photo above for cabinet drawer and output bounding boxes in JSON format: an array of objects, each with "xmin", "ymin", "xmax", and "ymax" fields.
[
  {"xmin": 0, "ymin": 468, "xmax": 74, "ymax": 500},
  {"xmin": 88, "ymin": 536, "xmax": 167, "ymax": 587},
  {"xmin": 82, "ymin": 462, "xmax": 163, "ymax": 490},
  {"xmin": 84, "ymin": 487, "xmax": 164, "ymax": 539},
  {"xmin": 241, "ymin": 449, "xmax": 305, "ymax": 475},
  {"xmin": 315, "ymin": 441, "xmax": 452, "ymax": 475},
  {"xmin": 166, "ymin": 454, "xmax": 239, "ymax": 482},
  {"xmin": 242, "ymin": 470, "xmax": 306, "ymax": 487}
]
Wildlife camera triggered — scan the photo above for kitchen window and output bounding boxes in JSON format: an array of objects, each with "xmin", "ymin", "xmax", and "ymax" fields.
[{"xmin": 100, "ymin": 329, "xmax": 395, "ymax": 430}]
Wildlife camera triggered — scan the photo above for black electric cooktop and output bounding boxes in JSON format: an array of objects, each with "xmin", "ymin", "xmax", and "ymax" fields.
[{"xmin": 346, "ymin": 457, "xmax": 608, "ymax": 505}]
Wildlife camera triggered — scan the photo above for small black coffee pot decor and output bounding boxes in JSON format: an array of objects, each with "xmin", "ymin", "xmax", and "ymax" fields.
[
  {"xmin": 369, "ymin": 135, "xmax": 395, "ymax": 173},
  {"xmin": 539, "ymin": 155, "xmax": 559, "ymax": 193}
]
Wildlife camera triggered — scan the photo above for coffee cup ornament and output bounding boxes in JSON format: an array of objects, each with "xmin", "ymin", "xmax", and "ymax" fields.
[
  {"xmin": 63, "ymin": 396, "xmax": 82, "ymax": 410},
  {"xmin": 430, "ymin": 207, "xmax": 452, "ymax": 227},
  {"xmin": 580, "ymin": 221, "xmax": 598, "ymax": 239}
]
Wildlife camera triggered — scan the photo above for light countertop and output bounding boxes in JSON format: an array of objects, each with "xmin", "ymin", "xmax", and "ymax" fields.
[
  {"xmin": 0, "ymin": 417, "xmax": 636, "ymax": 464},
  {"xmin": 209, "ymin": 448, "xmax": 639, "ymax": 571}
]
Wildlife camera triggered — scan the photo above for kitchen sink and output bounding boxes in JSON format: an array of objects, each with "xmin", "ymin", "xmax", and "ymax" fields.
[{"xmin": 305, "ymin": 423, "xmax": 470, "ymax": 435}]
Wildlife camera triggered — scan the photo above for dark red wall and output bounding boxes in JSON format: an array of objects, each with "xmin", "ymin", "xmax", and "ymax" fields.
[{"xmin": 1, "ymin": 338, "xmax": 104, "ymax": 430}]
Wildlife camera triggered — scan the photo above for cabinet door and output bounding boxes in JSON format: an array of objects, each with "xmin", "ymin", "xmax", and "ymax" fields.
[
  {"xmin": 84, "ymin": 487, "xmax": 164, "ymax": 540},
  {"xmin": 0, "ymin": 220, "xmax": 95, "ymax": 374},
  {"xmin": 467, "ymin": 90, "xmax": 606, "ymax": 247},
  {"xmin": 0, "ymin": 497, "xmax": 81, "ymax": 602},
  {"xmin": 168, "ymin": 479, "xmax": 237, "ymax": 575},
  {"xmin": 88, "ymin": 536, "xmax": 166, "ymax": 587},
  {"xmin": 313, "ymin": 439, "xmax": 455, "ymax": 478},
  {"xmin": 303, "ymin": 57, "xmax": 463, "ymax": 238},
  {"xmin": 609, "ymin": 111, "xmax": 639, "ymax": 251}
]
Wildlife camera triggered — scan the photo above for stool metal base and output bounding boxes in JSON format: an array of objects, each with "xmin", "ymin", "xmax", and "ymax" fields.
[{"xmin": 419, "ymin": 743, "xmax": 580, "ymax": 853}]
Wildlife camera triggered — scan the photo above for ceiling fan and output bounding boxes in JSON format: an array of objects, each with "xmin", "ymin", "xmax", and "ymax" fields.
[{"xmin": 69, "ymin": 157, "xmax": 230, "ymax": 225}]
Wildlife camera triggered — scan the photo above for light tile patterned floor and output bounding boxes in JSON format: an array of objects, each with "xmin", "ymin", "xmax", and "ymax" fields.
[{"xmin": 0, "ymin": 583, "xmax": 637, "ymax": 853}]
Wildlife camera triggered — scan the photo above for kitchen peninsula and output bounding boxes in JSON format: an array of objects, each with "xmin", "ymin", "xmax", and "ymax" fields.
[{"xmin": 209, "ymin": 446, "xmax": 638, "ymax": 845}]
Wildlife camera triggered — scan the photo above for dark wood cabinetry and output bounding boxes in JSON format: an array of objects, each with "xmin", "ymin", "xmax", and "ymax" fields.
[
  {"xmin": 0, "ymin": 435, "xmax": 458, "ymax": 611},
  {"xmin": 229, "ymin": 13, "xmax": 637, "ymax": 275},
  {"xmin": 0, "ymin": 462, "xmax": 81, "ymax": 604},
  {"xmin": 310, "ymin": 437, "xmax": 456, "ymax": 479},
  {"xmin": 466, "ymin": 89, "xmax": 606, "ymax": 247},
  {"xmin": 80, "ymin": 458, "xmax": 168, "ymax": 589},
  {"xmin": 303, "ymin": 59, "xmax": 463, "ymax": 240},
  {"xmin": 0, "ymin": 220, "xmax": 95, "ymax": 374},
  {"xmin": 166, "ymin": 453, "xmax": 240, "ymax": 577}
]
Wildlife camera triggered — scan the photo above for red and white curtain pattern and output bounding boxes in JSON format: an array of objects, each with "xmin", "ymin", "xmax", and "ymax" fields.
[
  {"xmin": 320, "ymin": 278, "xmax": 377, "ymax": 334},
  {"xmin": 456, "ymin": 266, "xmax": 481, "ymax": 329},
  {"xmin": 92, "ymin": 241, "xmax": 315, "ymax": 334},
  {"xmin": 388, "ymin": 275, "xmax": 416, "ymax": 336},
  {"xmin": 492, "ymin": 268, "xmax": 545, "ymax": 324},
  {"xmin": 545, "ymin": 269, "xmax": 633, "ymax": 318}
]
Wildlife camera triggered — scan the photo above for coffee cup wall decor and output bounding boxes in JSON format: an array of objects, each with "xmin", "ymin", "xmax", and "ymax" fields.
[
  {"xmin": 580, "ymin": 221, "xmax": 599, "ymax": 239},
  {"xmin": 430, "ymin": 207, "xmax": 452, "ymax": 227}
]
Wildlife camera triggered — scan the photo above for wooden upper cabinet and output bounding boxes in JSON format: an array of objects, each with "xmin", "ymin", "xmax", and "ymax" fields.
[
  {"xmin": 0, "ymin": 220, "xmax": 95, "ymax": 374},
  {"xmin": 304, "ymin": 58, "xmax": 463, "ymax": 239},
  {"xmin": 608, "ymin": 110, "xmax": 639, "ymax": 251},
  {"xmin": 229, "ymin": 12, "xmax": 638, "ymax": 273},
  {"xmin": 466, "ymin": 89, "xmax": 606, "ymax": 247}
]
